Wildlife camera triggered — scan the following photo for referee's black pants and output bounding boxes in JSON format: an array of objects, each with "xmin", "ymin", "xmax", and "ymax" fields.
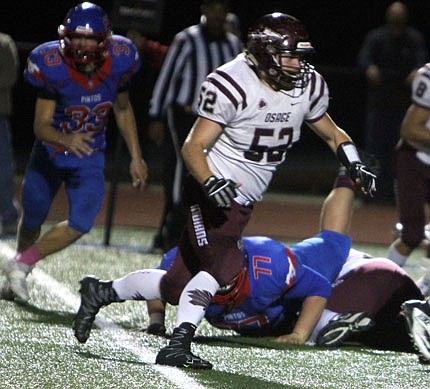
[{"xmin": 153, "ymin": 105, "xmax": 196, "ymax": 251}]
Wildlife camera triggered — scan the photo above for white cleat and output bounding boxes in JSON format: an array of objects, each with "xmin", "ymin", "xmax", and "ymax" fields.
[
  {"xmin": 402, "ymin": 300, "xmax": 430, "ymax": 362},
  {"xmin": 1, "ymin": 257, "xmax": 31, "ymax": 302}
]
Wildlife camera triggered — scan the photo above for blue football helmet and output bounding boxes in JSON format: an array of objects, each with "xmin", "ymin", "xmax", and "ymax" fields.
[{"xmin": 58, "ymin": 2, "xmax": 112, "ymax": 67}]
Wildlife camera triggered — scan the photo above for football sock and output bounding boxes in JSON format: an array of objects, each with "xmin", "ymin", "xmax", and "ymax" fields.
[
  {"xmin": 16, "ymin": 245, "xmax": 42, "ymax": 266},
  {"xmin": 175, "ymin": 271, "xmax": 220, "ymax": 327},
  {"xmin": 149, "ymin": 311, "xmax": 165, "ymax": 326},
  {"xmin": 307, "ymin": 309, "xmax": 337, "ymax": 344},
  {"xmin": 387, "ymin": 243, "xmax": 407, "ymax": 267},
  {"xmin": 112, "ymin": 269, "xmax": 166, "ymax": 300}
]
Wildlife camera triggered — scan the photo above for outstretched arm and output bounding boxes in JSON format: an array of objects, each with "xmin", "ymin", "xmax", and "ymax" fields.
[
  {"xmin": 275, "ymin": 296, "xmax": 327, "ymax": 344},
  {"xmin": 114, "ymin": 91, "xmax": 148, "ymax": 189},
  {"xmin": 319, "ymin": 187, "xmax": 355, "ymax": 235},
  {"xmin": 307, "ymin": 114, "xmax": 376, "ymax": 197}
]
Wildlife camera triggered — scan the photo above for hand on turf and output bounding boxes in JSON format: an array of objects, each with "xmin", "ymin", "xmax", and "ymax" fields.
[{"xmin": 274, "ymin": 332, "xmax": 307, "ymax": 345}]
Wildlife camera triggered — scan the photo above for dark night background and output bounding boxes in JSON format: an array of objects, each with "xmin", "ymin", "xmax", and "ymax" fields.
[
  {"xmin": 3, "ymin": 0, "xmax": 430, "ymax": 66},
  {"xmin": 2, "ymin": 0, "xmax": 430, "ymax": 192}
]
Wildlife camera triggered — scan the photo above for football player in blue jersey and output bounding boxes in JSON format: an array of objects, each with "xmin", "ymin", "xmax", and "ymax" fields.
[
  {"xmin": 0, "ymin": 2, "xmax": 147, "ymax": 302},
  {"xmin": 72, "ymin": 168, "xmax": 357, "ymax": 368},
  {"xmin": 152, "ymin": 244, "xmax": 425, "ymax": 353},
  {"xmin": 72, "ymin": 166, "xmax": 430, "ymax": 365}
]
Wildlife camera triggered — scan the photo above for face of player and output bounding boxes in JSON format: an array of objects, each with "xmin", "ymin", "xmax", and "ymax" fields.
[
  {"xmin": 70, "ymin": 36, "xmax": 99, "ymax": 73},
  {"xmin": 259, "ymin": 54, "xmax": 301, "ymax": 91},
  {"xmin": 279, "ymin": 55, "xmax": 301, "ymax": 77}
]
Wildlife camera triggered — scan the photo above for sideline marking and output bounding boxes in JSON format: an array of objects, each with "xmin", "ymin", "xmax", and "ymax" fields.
[{"xmin": 0, "ymin": 242, "xmax": 206, "ymax": 389}]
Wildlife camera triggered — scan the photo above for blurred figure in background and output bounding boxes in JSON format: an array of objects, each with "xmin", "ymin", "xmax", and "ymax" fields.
[
  {"xmin": 224, "ymin": 12, "xmax": 241, "ymax": 38},
  {"xmin": 148, "ymin": 0, "xmax": 243, "ymax": 253},
  {"xmin": 387, "ymin": 60, "xmax": 430, "ymax": 297},
  {"xmin": 0, "ymin": 32, "xmax": 19, "ymax": 236},
  {"xmin": 357, "ymin": 1, "xmax": 428, "ymax": 203},
  {"xmin": 126, "ymin": 26, "xmax": 168, "ymax": 167},
  {"xmin": 203, "ymin": 11, "xmax": 241, "ymax": 39}
]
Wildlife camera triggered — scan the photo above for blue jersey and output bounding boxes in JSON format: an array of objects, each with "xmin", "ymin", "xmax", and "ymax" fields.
[
  {"xmin": 23, "ymin": 35, "xmax": 140, "ymax": 159},
  {"xmin": 160, "ymin": 231, "xmax": 351, "ymax": 335}
]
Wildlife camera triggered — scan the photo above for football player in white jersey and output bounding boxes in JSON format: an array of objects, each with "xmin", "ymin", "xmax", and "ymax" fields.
[
  {"xmin": 159, "ymin": 12, "xmax": 375, "ymax": 368},
  {"xmin": 388, "ymin": 63, "xmax": 430, "ymax": 291},
  {"xmin": 73, "ymin": 13, "xmax": 377, "ymax": 369}
]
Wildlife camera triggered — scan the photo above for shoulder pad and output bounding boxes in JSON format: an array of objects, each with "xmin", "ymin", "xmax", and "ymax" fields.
[
  {"xmin": 24, "ymin": 41, "xmax": 67, "ymax": 87},
  {"xmin": 109, "ymin": 35, "xmax": 140, "ymax": 74}
]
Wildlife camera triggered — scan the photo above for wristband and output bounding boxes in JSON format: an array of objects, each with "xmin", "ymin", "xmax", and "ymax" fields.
[{"xmin": 336, "ymin": 141, "xmax": 361, "ymax": 168}]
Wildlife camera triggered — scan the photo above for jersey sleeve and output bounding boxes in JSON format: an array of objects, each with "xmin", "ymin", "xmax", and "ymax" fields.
[
  {"xmin": 110, "ymin": 35, "xmax": 141, "ymax": 91},
  {"xmin": 23, "ymin": 45, "xmax": 54, "ymax": 93},
  {"xmin": 197, "ymin": 70, "xmax": 242, "ymax": 125},
  {"xmin": 284, "ymin": 264, "xmax": 331, "ymax": 300},
  {"xmin": 305, "ymin": 72, "xmax": 329, "ymax": 123},
  {"xmin": 411, "ymin": 64, "xmax": 430, "ymax": 109}
]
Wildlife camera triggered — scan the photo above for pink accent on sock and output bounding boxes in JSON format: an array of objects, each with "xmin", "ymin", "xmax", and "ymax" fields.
[{"xmin": 16, "ymin": 246, "xmax": 42, "ymax": 266}]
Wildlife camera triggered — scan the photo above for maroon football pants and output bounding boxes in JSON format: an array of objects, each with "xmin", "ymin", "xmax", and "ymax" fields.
[
  {"xmin": 160, "ymin": 175, "xmax": 253, "ymax": 305},
  {"xmin": 328, "ymin": 261, "xmax": 423, "ymax": 351}
]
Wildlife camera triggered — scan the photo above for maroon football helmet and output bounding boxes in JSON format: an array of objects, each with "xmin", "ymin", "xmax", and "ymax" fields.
[{"xmin": 246, "ymin": 13, "xmax": 315, "ymax": 92}]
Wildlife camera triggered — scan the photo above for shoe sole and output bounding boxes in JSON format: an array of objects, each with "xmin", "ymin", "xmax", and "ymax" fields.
[
  {"xmin": 157, "ymin": 360, "xmax": 213, "ymax": 369},
  {"xmin": 156, "ymin": 348, "xmax": 213, "ymax": 369},
  {"xmin": 317, "ymin": 312, "xmax": 375, "ymax": 347}
]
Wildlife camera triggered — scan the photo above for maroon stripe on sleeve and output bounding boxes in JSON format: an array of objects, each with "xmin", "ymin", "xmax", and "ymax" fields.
[
  {"xmin": 422, "ymin": 72, "xmax": 430, "ymax": 82},
  {"xmin": 215, "ymin": 70, "xmax": 247, "ymax": 109},
  {"xmin": 207, "ymin": 76, "xmax": 239, "ymax": 110},
  {"xmin": 308, "ymin": 71, "xmax": 317, "ymax": 101},
  {"xmin": 309, "ymin": 74, "xmax": 326, "ymax": 112}
]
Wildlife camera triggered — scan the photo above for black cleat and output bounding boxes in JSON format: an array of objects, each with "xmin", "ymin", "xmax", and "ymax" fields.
[
  {"xmin": 317, "ymin": 312, "xmax": 375, "ymax": 347},
  {"xmin": 0, "ymin": 279, "xmax": 16, "ymax": 301},
  {"xmin": 156, "ymin": 345, "xmax": 213, "ymax": 369},
  {"xmin": 155, "ymin": 322, "xmax": 212, "ymax": 369},
  {"xmin": 73, "ymin": 276, "xmax": 121, "ymax": 343}
]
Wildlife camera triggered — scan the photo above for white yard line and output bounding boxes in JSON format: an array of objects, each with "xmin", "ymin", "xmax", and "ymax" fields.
[{"xmin": 0, "ymin": 242, "xmax": 206, "ymax": 389}]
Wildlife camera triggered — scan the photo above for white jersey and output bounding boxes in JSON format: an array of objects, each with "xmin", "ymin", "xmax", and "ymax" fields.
[
  {"xmin": 407, "ymin": 63, "xmax": 430, "ymax": 155},
  {"xmin": 197, "ymin": 53, "xmax": 329, "ymax": 203}
]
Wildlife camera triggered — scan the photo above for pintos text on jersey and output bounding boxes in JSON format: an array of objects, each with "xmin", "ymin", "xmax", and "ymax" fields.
[
  {"xmin": 264, "ymin": 112, "xmax": 291, "ymax": 123},
  {"xmin": 81, "ymin": 94, "xmax": 102, "ymax": 104}
]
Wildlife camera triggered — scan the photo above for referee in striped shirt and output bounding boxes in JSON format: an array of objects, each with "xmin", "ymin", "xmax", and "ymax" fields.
[{"xmin": 148, "ymin": 0, "xmax": 243, "ymax": 253}]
